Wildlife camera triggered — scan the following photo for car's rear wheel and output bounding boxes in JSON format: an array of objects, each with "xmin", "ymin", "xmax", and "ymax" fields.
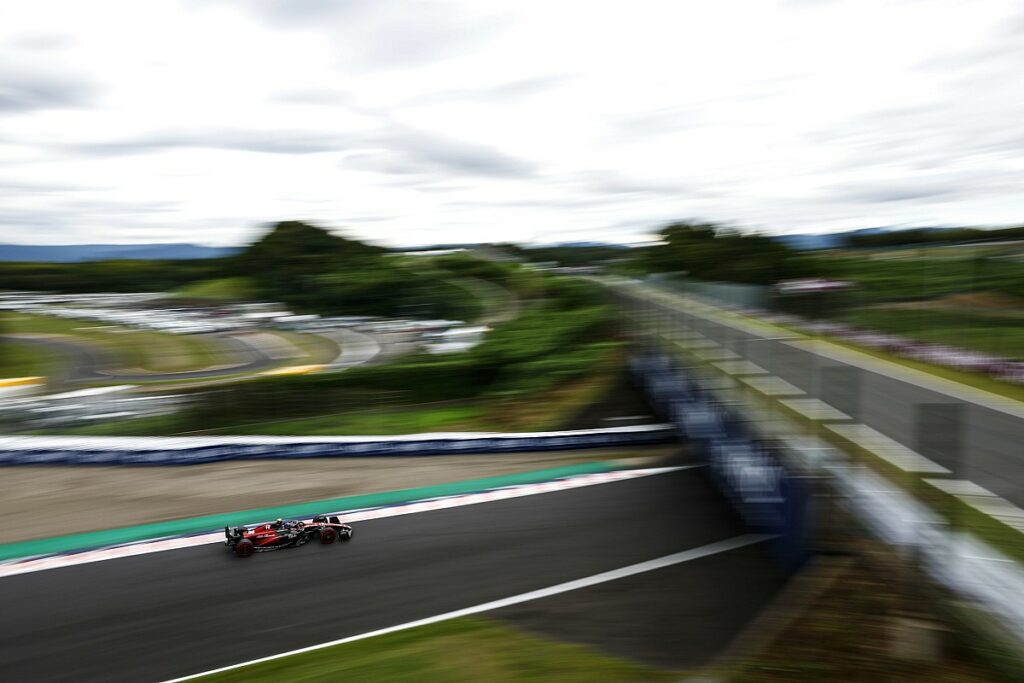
[
  {"xmin": 235, "ymin": 539, "xmax": 255, "ymax": 558},
  {"xmin": 319, "ymin": 528, "xmax": 338, "ymax": 544}
]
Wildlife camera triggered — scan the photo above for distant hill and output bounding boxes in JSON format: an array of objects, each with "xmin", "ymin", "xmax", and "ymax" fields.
[
  {"xmin": 0, "ymin": 243, "xmax": 240, "ymax": 262},
  {"xmin": 772, "ymin": 228, "xmax": 940, "ymax": 251},
  {"xmin": 773, "ymin": 233, "xmax": 843, "ymax": 251},
  {"xmin": 498, "ymin": 242, "xmax": 631, "ymax": 267},
  {"xmin": 534, "ymin": 241, "xmax": 632, "ymax": 249}
]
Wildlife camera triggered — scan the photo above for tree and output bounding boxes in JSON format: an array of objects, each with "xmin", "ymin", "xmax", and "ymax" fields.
[{"xmin": 637, "ymin": 221, "xmax": 809, "ymax": 284}]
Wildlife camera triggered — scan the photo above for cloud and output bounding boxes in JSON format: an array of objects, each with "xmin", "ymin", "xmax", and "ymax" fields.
[
  {"xmin": 449, "ymin": 196, "xmax": 602, "ymax": 210},
  {"xmin": 56, "ymin": 120, "xmax": 535, "ymax": 182},
  {"xmin": 810, "ymin": 87, "xmax": 1024, "ymax": 177},
  {"xmin": 4, "ymin": 0, "xmax": 1024, "ymax": 246},
  {"xmin": 6, "ymin": 33, "xmax": 75, "ymax": 51},
  {"xmin": 194, "ymin": 0, "xmax": 363, "ymax": 26},
  {"xmin": 209, "ymin": 0, "xmax": 509, "ymax": 69},
  {"xmin": 0, "ymin": 66, "xmax": 96, "ymax": 114},
  {"xmin": 382, "ymin": 129, "xmax": 535, "ymax": 177},
  {"xmin": 66, "ymin": 129, "xmax": 350, "ymax": 156},
  {"xmin": 404, "ymin": 75, "xmax": 568, "ymax": 106},
  {"xmin": 0, "ymin": 206, "xmax": 75, "ymax": 230},
  {"xmin": 0, "ymin": 198, "xmax": 184, "ymax": 244},
  {"xmin": 342, "ymin": 126, "xmax": 536, "ymax": 178},
  {"xmin": 833, "ymin": 182, "xmax": 963, "ymax": 204},
  {"xmin": 579, "ymin": 171, "xmax": 692, "ymax": 197},
  {"xmin": 0, "ymin": 178, "xmax": 98, "ymax": 195},
  {"xmin": 270, "ymin": 88, "xmax": 351, "ymax": 106}
]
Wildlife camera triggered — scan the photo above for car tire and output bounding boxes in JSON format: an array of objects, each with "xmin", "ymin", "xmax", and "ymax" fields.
[
  {"xmin": 319, "ymin": 528, "xmax": 337, "ymax": 544},
  {"xmin": 235, "ymin": 539, "xmax": 255, "ymax": 558}
]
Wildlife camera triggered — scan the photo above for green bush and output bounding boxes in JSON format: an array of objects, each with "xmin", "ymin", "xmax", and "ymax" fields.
[
  {"xmin": 179, "ymin": 278, "xmax": 620, "ymax": 429},
  {"xmin": 486, "ymin": 342, "xmax": 622, "ymax": 397},
  {"xmin": 811, "ymin": 255, "xmax": 1024, "ymax": 302},
  {"xmin": 431, "ymin": 254, "xmax": 514, "ymax": 284},
  {"xmin": 0, "ymin": 259, "xmax": 219, "ymax": 293}
]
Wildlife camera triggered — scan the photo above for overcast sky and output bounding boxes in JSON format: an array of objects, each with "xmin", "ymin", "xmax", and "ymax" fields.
[{"xmin": 1, "ymin": 0, "xmax": 1023, "ymax": 247}]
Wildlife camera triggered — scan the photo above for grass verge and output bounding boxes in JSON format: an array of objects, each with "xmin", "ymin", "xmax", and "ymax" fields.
[
  {"xmin": 0, "ymin": 336, "xmax": 61, "ymax": 379},
  {"xmin": 188, "ymin": 616, "xmax": 678, "ymax": 683},
  {"xmin": 199, "ymin": 404, "xmax": 489, "ymax": 436},
  {"xmin": 729, "ymin": 551, "xmax": 1000, "ymax": 683},
  {"xmin": 488, "ymin": 348, "xmax": 625, "ymax": 432},
  {"xmin": 838, "ymin": 307, "xmax": 1024, "ymax": 359},
  {"xmin": 3, "ymin": 312, "xmax": 230, "ymax": 375},
  {"xmin": 36, "ymin": 344, "xmax": 629, "ymax": 436},
  {"xmin": 268, "ymin": 330, "xmax": 342, "ymax": 365},
  {"xmin": 174, "ymin": 276, "xmax": 257, "ymax": 300}
]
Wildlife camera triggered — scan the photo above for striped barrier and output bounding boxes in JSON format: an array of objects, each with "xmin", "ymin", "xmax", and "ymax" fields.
[{"xmin": 0, "ymin": 424, "xmax": 675, "ymax": 465}]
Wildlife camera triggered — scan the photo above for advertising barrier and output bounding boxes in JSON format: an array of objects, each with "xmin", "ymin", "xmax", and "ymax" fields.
[
  {"xmin": 631, "ymin": 351, "xmax": 810, "ymax": 570},
  {"xmin": 0, "ymin": 424, "xmax": 675, "ymax": 466}
]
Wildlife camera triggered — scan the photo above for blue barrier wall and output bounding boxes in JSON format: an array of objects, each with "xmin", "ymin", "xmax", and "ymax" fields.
[
  {"xmin": 630, "ymin": 352, "xmax": 810, "ymax": 571},
  {"xmin": 0, "ymin": 425, "xmax": 675, "ymax": 466}
]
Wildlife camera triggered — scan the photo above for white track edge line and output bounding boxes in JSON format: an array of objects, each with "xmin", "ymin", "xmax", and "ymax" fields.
[{"xmin": 158, "ymin": 532, "xmax": 773, "ymax": 683}]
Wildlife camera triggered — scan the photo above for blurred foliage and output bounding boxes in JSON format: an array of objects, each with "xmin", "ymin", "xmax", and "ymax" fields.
[
  {"xmin": 0, "ymin": 221, "xmax": 503, "ymax": 320},
  {"xmin": 0, "ymin": 313, "xmax": 59, "ymax": 379},
  {"xmin": 0, "ymin": 259, "xmax": 219, "ymax": 292},
  {"xmin": 485, "ymin": 341, "xmax": 621, "ymax": 397},
  {"xmin": 734, "ymin": 553, "xmax": 1001, "ymax": 683},
  {"xmin": 224, "ymin": 221, "xmax": 481, "ymax": 319},
  {"xmin": 174, "ymin": 277, "xmax": 257, "ymax": 301},
  {"xmin": 179, "ymin": 278, "xmax": 619, "ymax": 428},
  {"xmin": 843, "ymin": 225, "xmax": 1024, "ymax": 249},
  {"xmin": 500, "ymin": 243, "xmax": 632, "ymax": 268},
  {"xmin": 3, "ymin": 312, "xmax": 230, "ymax": 375},
  {"xmin": 838, "ymin": 308, "xmax": 1024, "ymax": 359},
  {"xmin": 193, "ymin": 616, "xmax": 678, "ymax": 683},
  {"xmin": 810, "ymin": 255, "xmax": 1024, "ymax": 301},
  {"xmin": 429, "ymin": 253, "xmax": 515, "ymax": 284},
  {"xmin": 632, "ymin": 222, "xmax": 814, "ymax": 284}
]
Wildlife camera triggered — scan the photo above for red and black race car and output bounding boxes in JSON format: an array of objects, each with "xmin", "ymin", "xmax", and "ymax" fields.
[{"xmin": 224, "ymin": 514, "xmax": 353, "ymax": 558}]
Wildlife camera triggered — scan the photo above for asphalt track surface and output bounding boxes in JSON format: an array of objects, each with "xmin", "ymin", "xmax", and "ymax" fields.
[
  {"xmin": 0, "ymin": 468, "xmax": 781, "ymax": 683},
  {"xmin": 636, "ymin": 287, "xmax": 1024, "ymax": 506}
]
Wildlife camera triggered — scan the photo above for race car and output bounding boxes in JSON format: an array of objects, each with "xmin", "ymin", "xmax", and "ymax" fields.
[{"xmin": 224, "ymin": 514, "xmax": 353, "ymax": 558}]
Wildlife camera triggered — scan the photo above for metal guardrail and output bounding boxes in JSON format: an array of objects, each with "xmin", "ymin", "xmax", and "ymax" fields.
[
  {"xmin": 0, "ymin": 424, "xmax": 675, "ymax": 465},
  {"xmin": 824, "ymin": 455, "xmax": 1024, "ymax": 643}
]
